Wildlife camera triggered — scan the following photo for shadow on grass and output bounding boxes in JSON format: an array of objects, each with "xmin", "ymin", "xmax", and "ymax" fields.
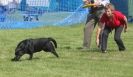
[
  {"xmin": 59, "ymin": 46, "xmax": 72, "ymax": 49},
  {"xmin": 11, "ymin": 57, "xmax": 40, "ymax": 62},
  {"xmin": 76, "ymin": 47, "xmax": 118, "ymax": 53},
  {"xmin": 58, "ymin": 46, "xmax": 120, "ymax": 53}
]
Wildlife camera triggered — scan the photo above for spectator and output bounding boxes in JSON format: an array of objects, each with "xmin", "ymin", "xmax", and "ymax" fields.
[
  {"xmin": 82, "ymin": 0, "xmax": 110, "ymax": 49},
  {"xmin": 96, "ymin": 3, "xmax": 128, "ymax": 53}
]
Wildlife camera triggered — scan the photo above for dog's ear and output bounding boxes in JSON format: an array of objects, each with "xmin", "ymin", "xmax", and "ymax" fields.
[
  {"xmin": 26, "ymin": 40, "xmax": 34, "ymax": 52},
  {"xmin": 15, "ymin": 41, "xmax": 25, "ymax": 52}
]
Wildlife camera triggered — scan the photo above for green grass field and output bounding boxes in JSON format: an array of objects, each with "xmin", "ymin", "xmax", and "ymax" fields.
[{"xmin": 0, "ymin": 23, "xmax": 133, "ymax": 77}]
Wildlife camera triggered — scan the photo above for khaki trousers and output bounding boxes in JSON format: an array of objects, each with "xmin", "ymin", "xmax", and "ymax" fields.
[{"xmin": 83, "ymin": 7, "xmax": 104, "ymax": 48}]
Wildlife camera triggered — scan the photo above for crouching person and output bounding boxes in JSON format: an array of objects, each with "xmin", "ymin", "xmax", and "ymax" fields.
[{"xmin": 96, "ymin": 3, "xmax": 128, "ymax": 53}]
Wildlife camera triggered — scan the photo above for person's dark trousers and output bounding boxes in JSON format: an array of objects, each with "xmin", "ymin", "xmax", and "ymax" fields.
[
  {"xmin": 98, "ymin": 33, "xmax": 102, "ymax": 48},
  {"xmin": 101, "ymin": 26, "xmax": 126, "ymax": 52},
  {"xmin": 114, "ymin": 26, "xmax": 126, "ymax": 51},
  {"xmin": 101, "ymin": 26, "xmax": 111, "ymax": 51}
]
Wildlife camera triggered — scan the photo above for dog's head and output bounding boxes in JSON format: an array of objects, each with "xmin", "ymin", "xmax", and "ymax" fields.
[
  {"xmin": 15, "ymin": 39, "xmax": 34, "ymax": 55},
  {"xmin": 12, "ymin": 39, "xmax": 34, "ymax": 61}
]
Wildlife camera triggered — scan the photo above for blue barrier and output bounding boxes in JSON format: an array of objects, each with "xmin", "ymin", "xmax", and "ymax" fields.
[
  {"xmin": 0, "ymin": 0, "xmax": 132, "ymax": 29},
  {"xmin": 0, "ymin": 0, "xmax": 86, "ymax": 29}
]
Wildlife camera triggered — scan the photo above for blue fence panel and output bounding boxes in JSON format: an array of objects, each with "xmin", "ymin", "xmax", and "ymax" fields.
[
  {"xmin": 0, "ymin": 0, "xmax": 87, "ymax": 29},
  {"xmin": 110, "ymin": 0, "xmax": 128, "ymax": 16}
]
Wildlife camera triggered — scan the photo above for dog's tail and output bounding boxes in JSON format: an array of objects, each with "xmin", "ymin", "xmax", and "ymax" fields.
[{"xmin": 48, "ymin": 37, "xmax": 57, "ymax": 48}]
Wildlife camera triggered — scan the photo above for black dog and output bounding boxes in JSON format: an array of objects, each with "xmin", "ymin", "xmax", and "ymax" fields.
[{"xmin": 12, "ymin": 37, "xmax": 59, "ymax": 61}]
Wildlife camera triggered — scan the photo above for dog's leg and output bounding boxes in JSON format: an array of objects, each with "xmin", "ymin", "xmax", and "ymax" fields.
[
  {"xmin": 12, "ymin": 55, "xmax": 21, "ymax": 61},
  {"xmin": 16, "ymin": 56, "xmax": 21, "ymax": 61},
  {"xmin": 51, "ymin": 51, "xmax": 59, "ymax": 58},
  {"xmin": 11, "ymin": 57, "xmax": 17, "ymax": 61},
  {"xmin": 29, "ymin": 53, "xmax": 33, "ymax": 60}
]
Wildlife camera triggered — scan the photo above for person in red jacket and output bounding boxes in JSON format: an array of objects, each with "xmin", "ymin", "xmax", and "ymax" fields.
[{"xmin": 96, "ymin": 3, "xmax": 128, "ymax": 53}]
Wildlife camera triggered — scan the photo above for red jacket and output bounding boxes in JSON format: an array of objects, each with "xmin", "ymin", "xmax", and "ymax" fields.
[{"xmin": 100, "ymin": 11, "xmax": 125, "ymax": 28}]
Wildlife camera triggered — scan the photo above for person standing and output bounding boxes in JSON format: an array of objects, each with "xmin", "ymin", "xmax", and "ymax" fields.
[
  {"xmin": 82, "ymin": 0, "xmax": 110, "ymax": 49},
  {"xmin": 97, "ymin": 3, "xmax": 128, "ymax": 53}
]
